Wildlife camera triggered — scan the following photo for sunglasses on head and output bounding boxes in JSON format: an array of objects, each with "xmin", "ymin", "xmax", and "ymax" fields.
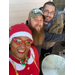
[{"xmin": 13, "ymin": 38, "xmax": 33, "ymax": 46}]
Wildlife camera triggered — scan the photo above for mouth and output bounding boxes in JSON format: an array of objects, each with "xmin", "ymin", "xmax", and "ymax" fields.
[
  {"xmin": 35, "ymin": 26, "xmax": 41, "ymax": 31},
  {"xmin": 36, "ymin": 27, "xmax": 40, "ymax": 31},
  {"xmin": 45, "ymin": 16, "xmax": 51, "ymax": 19},
  {"xmin": 18, "ymin": 50, "xmax": 25, "ymax": 54},
  {"xmin": 45, "ymin": 16, "xmax": 52, "ymax": 22}
]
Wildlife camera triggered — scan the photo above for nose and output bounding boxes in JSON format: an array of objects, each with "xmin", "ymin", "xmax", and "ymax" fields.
[
  {"xmin": 37, "ymin": 20, "xmax": 41, "ymax": 25},
  {"xmin": 47, "ymin": 13, "xmax": 51, "ymax": 16},
  {"xmin": 20, "ymin": 43, "xmax": 26, "ymax": 48}
]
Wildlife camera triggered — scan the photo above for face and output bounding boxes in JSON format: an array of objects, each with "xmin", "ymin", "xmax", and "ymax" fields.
[
  {"xmin": 28, "ymin": 15, "xmax": 45, "ymax": 46},
  {"xmin": 43, "ymin": 4, "xmax": 55, "ymax": 23},
  {"xmin": 10, "ymin": 36, "xmax": 32, "ymax": 59},
  {"xmin": 28, "ymin": 15, "xmax": 43, "ymax": 32}
]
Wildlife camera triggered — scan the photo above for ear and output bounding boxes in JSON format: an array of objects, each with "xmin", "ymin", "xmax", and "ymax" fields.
[{"xmin": 9, "ymin": 44, "xmax": 11, "ymax": 50}]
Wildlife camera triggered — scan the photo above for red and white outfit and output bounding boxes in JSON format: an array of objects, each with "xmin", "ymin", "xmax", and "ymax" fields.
[
  {"xmin": 9, "ymin": 45, "xmax": 39, "ymax": 75},
  {"xmin": 9, "ymin": 23, "xmax": 39, "ymax": 75}
]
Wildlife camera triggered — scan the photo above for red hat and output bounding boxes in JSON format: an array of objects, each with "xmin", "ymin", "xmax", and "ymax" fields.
[{"xmin": 9, "ymin": 23, "xmax": 33, "ymax": 44}]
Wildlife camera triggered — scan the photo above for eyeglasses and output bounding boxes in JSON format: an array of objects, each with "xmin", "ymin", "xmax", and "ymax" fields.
[
  {"xmin": 13, "ymin": 38, "xmax": 33, "ymax": 46},
  {"xmin": 43, "ymin": 10, "xmax": 55, "ymax": 15}
]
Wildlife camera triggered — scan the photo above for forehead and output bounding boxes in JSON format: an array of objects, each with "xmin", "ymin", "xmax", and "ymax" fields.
[
  {"xmin": 31, "ymin": 15, "xmax": 43, "ymax": 19},
  {"xmin": 14, "ymin": 36, "xmax": 31, "ymax": 40},
  {"xmin": 44, "ymin": 4, "xmax": 55, "ymax": 11}
]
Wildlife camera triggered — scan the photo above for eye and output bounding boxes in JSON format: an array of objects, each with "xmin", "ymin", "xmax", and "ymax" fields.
[
  {"xmin": 50, "ymin": 11, "xmax": 55, "ymax": 15},
  {"xmin": 25, "ymin": 41, "xmax": 31, "ymax": 45},
  {"xmin": 45, "ymin": 10, "xmax": 48, "ymax": 12},
  {"xmin": 16, "ymin": 39, "xmax": 22, "ymax": 44},
  {"xmin": 34, "ymin": 19, "xmax": 38, "ymax": 22},
  {"xmin": 34, "ymin": 19, "xmax": 37, "ymax": 20},
  {"xmin": 40, "ymin": 19, "xmax": 43, "ymax": 22}
]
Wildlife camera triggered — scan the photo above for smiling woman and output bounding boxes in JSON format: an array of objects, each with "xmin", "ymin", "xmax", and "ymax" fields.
[
  {"xmin": 10, "ymin": 36, "xmax": 33, "ymax": 60},
  {"xmin": 9, "ymin": 23, "xmax": 39, "ymax": 75}
]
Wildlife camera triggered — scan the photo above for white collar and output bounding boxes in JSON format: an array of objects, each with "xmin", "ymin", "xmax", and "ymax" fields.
[{"xmin": 9, "ymin": 47, "xmax": 35, "ymax": 71}]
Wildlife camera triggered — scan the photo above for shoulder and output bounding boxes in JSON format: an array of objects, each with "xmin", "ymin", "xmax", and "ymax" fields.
[
  {"xmin": 30, "ymin": 45, "xmax": 39, "ymax": 61},
  {"xmin": 57, "ymin": 14, "xmax": 63, "ymax": 20},
  {"xmin": 52, "ymin": 14, "xmax": 63, "ymax": 25}
]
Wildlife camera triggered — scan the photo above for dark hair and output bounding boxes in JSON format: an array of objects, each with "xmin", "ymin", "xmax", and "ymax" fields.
[
  {"xmin": 39, "ymin": 7, "xmax": 43, "ymax": 10},
  {"xmin": 43, "ymin": 1, "xmax": 55, "ymax": 9}
]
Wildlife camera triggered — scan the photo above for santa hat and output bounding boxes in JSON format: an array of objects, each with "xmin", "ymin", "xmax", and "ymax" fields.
[{"xmin": 9, "ymin": 23, "xmax": 33, "ymax": 44}]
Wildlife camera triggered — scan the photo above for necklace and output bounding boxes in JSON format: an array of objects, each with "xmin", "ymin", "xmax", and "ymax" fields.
[
  {"xmin": 13, "ymin": 61, "xmax": 19, "ymax": 75},
  {"xmin": 10, "ymin": 51, "xmax": 29, "ymax": 65},
  {"xmin": 12, "ymin": 54, "xmax": 39, "ymax": 75},
  {"xmin": 20, "ymin": 55, "xmax": 29, "ymax": 65},
  {"xmin": 12, "ymin": 57, "xmax": 29, "ymax": 75}
]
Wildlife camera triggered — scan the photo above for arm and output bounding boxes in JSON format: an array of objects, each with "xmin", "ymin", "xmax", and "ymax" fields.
[{"xmin": 44, "ymin": 30, "xmax": 65, "ymax": 42}]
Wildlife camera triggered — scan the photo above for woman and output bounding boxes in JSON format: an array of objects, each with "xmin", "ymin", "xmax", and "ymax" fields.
[{"xmin": 9, "ymin": 23, "xmax": 39, "ymax": 75}]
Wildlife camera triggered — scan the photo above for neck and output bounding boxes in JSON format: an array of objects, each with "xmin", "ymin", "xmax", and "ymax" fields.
[
  {"xmin": 44, "ymin": 21, "xmax": 49, "ymax": 24},
  {"xmin": 9, "ymin": 51, "xmax": 28, "ymax": 61}
]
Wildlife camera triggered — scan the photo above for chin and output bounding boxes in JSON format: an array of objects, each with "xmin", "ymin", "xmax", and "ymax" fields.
[
  {"xmin": 35, "ymin": 28, "xmax": 41, "ymax": 32},
  {"xmin": 35, "ymin": 29, "xmax": 40, "ymax": 32},
  {"xmin": 45, "ymin": 19, "xmax": 51, "ymax": 23}
]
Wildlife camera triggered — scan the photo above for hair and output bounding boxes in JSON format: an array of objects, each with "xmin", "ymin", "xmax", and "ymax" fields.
[
  {"xmin": 39, "ymin": 7, "xmax": 43, "ymax": 10},
  {"xmin": 43, "ymin": 1, "xmax": 55, "ymax": 9}
]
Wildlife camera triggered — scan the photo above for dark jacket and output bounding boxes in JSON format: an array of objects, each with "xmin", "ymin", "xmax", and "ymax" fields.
[{"xmin": 25, "ymin": 21, "xmax": 65, "ymax": 58}]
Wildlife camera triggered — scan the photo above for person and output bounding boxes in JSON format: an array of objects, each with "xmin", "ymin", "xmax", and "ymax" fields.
[
  {"xmin": 25, "ymin": 8, "xmax": 65, "ymax": 58},
  {"xmin": 39, "ymin": 1, "xmax": 64, "ymax": 58},
  {"xmin": 9, "ymin": 23, "xmax": 40, "ymax": 75}
]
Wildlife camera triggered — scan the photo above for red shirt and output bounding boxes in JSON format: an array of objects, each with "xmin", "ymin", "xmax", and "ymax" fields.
[{"xmin": 9, "ymin": 45, "xmax": 39, "ymax": 75}]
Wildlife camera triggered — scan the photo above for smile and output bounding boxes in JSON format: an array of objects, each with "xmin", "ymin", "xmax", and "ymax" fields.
[{"xmin": 18, "ymin": 50, "xmax": 25, "ymax": 53}]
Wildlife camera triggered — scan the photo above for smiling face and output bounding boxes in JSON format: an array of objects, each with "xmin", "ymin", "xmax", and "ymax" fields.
[
  {"xmin": 29, "ymin": 15, "xmax": 44, "ymax": 32},
  {"xmin": 28, "ymin": 15, "xmax": 45, "ymax": 45},
  {"xmin": 43, "ymin": 4, "xmax": 55, "ymax": 23},
  {"xmin": 10, "ymin": 36, "xmax": 31, "ymax": 60}
]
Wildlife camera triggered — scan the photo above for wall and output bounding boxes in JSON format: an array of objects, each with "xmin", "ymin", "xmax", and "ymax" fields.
[
  {"xmin": 9, "ymin": 0, "xmax": 65, "ymax": 27},
  {"xmin": 9, "ymin": 0, "xmax": 49, "ymax": 27}
]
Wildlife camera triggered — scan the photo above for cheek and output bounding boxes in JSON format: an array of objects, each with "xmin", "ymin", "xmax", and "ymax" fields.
[
  {"xmin": 30, "ymin": 19, "xmax": 37, "ymax": 27},
  {"xmin": 44, "ymin": 13, "xmax": 47, "ymax": 16},
  {"xmin": 25, "ymin": 46, "xmax": 31, "ymax": 52},
  {"xmin": 26, "ymin": 45, "xmax": 31, "ymax": 50},
  {"xmin": 10, "ymin": 43, "xmax": 18, "ymax": 53},
  {"xmin": 31, "ymin": 21, "xmax": 37, "ymax": 28},
  {"xmin": 51, "ymin": 15, "xmax": 54, "ymax": 18},
  {"xmin": 41, "ymin": 22, "xmax": 43, "ymax": 27}
]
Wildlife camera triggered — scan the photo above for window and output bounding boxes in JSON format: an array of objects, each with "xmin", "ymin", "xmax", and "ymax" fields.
[{"xmin": 53, "ymin": 0, "xmax": 65, "ymax": 11}]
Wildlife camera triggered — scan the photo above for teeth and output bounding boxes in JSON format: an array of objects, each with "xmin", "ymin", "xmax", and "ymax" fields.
[{"xmin": 18, "ymin": 50, "xmax": 25, "ymax": 52}]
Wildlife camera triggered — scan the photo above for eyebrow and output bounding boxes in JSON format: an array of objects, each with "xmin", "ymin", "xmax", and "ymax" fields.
[
  {"xmin": 14, "ymin": 37, "xmax": 21, "ymax": 39},
  {"xmin": 44, "ymin": 9, "xmax": 55, "ymax": 12}
]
